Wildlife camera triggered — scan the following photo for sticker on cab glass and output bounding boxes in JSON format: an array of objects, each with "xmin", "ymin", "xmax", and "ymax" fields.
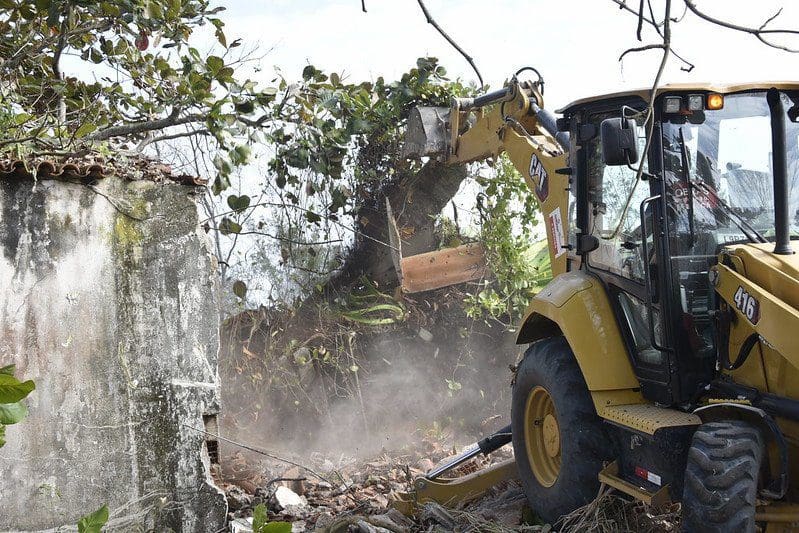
[
  {"xmin": 733, "ymin": 286, "xmax": 760, "ymax": 325},
  {"xmin": 530, "ymin": 154, "xmax": 549, "ymax": 202},
  {"xmin": 548, "ymin": 208, "xmax": 566, "ymax": 258}
]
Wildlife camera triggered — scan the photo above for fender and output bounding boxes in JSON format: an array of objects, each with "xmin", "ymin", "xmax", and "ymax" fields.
[
  {"xmin": 515, "ymin": 271, "xmax": 640, "ymax": 393},
  {"xmin": 694, "ymin": 402, "xmax": 788, "ymax": 499}
]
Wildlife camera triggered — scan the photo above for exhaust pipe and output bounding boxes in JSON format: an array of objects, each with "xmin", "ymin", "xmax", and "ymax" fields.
[{"xmin": 767, "ymin": 88, "xmax": 794, "ymax": 255}]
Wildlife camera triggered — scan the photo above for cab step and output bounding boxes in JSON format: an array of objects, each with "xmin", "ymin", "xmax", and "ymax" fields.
[{"xmin": 598, "ymin": 460, "xmax": 671, "ymax": 509}]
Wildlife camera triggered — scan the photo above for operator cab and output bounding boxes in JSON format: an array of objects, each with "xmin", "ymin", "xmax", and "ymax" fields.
[{"xmin": 558, "ymin": 83, "xmax": 799, "ymax": 406}]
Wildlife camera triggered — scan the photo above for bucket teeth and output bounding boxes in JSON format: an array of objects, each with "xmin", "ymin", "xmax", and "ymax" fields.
[{"xmin": 402, "ymin": 106, "xmax": 450, "ymax": 159}]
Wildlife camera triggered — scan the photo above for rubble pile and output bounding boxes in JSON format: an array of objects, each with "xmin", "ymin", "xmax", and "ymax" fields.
[
  {"xmin": 216, "ymin": 435, "xmax": 680, "ymax": 532},
  {"xmin": 216, "ymin": 435, "xmax": 532, "ymax": 532}
]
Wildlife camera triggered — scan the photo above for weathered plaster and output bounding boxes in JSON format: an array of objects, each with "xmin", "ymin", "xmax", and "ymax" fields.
[{"xmin": 0, "ymin": 177, "xmax": 226, "ymax": 531}]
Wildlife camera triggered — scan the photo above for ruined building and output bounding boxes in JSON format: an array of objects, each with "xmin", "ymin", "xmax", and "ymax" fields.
[{"xmin": 0, "ymin": 156, "xmax": 227, "ymax": 531}]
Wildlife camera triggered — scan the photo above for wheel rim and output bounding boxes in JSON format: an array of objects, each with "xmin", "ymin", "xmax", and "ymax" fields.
[{"xmin": 524, "ymin": 386, "xmax": 561, "ymax": 487}]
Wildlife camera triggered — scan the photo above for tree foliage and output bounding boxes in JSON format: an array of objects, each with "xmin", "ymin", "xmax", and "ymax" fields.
[
  {"xmin": 0, "ymin": 1, "xmax": 477, "ymax": 301},
  {"xmin": 214, "ymin": 58, "xmax": 471, "ymax": 300},
  {"xmin": 0, "ymin": 0, "xmax": 262, "ymax": 154},
  {"xmin": 0, "ymin": 1, "xmax": 546, "ymax": 313},
  {"xmin": 465, "ymin": 155, "xmax": 551, "ymax": 323}
]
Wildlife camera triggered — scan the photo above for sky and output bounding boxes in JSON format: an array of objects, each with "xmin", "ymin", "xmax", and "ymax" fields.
[{"xmin": 219, "ymin": 0, "xmax": 799, "ymax": 112}]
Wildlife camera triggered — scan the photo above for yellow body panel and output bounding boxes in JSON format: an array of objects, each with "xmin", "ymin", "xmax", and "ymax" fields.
[
  {"xmin": 515, "ymin": 272, "xmax": 641, "ymax": 398},
  {"xmin": 447, "ymin": 88, "xmax": 570, "ymax": 277},
  {"xmin": 719, "ymin": 245, "xmax": 799, "ymax": 398},
  {"xmin": 713, "ymin": 257, "xmax": 799, "ymax": 375}
]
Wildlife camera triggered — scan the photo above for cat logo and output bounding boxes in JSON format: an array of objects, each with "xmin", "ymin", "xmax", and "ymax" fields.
[{"xmin": 529, "ymin": 154, "xmax": 549, "ymax": 201}]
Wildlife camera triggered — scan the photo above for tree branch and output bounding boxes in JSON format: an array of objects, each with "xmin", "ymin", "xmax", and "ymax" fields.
[
  {"xmin": 136, "ymin": 128, "xmax": 210, "ymax": 151},
  {"xmin": 613, "ymin": 0, "xmax": 694, "ymax": 71},
  {"xmin": 223, "ymin": 230, "xmax": 344, "ymax": 246},
  {"xmin": 683, "ymin": 0, "xmax": 799, "ymax": 53},
  {"xmin": 415, "ymin": 0, "xmax": 484, "ymax": 88},
  {"xmin": 618, "ymin": 43, "xmax": 667, "ymax": 61},
  {"xmin": 88, "ymin": 110, "xmax": 205, "ymax": 141}
]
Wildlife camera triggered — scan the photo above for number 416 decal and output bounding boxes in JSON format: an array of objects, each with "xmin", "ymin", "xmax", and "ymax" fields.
[{"xmin": 733, "ymin": 286, "xmax": 761, "ymax": 325}]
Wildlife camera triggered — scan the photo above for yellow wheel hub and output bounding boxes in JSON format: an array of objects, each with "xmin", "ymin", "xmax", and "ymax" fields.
[{"xmin": 524, "ymin": 386, "xmax": 562, "ymax": 487}]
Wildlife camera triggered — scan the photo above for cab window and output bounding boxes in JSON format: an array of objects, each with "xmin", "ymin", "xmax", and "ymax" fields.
[{"xmin": 585, "ymin": 113, "xmax": 649, "ymax": 282}]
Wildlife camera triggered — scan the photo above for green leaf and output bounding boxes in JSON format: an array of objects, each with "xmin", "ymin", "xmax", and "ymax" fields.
[
  {"xmin": 253, "ymin": 503, "xmax": 290, "ymax": 533},
  {"xmin": 218, "ymin": 217, "xmax": 242, "ymax": 235},
  {"xmin": 215, "ymin": 27, "xmax": 227, "ymax": 48},
  {"xmin": 89, "ymin": 48, "xmax": 103, "ymax": 64},
  {"xmin": 230, "ymin": 144, "xmax": 251, "ymax": 165},
  {"xmin": 0, "ymin": 365, "xmax": 15, "ymax": 376},
  {"xmin": 0, "ymin": 401, "xmax": 27, "ymax": 425},
  {"xmin": 234, "ymin": 100, "xmax": 254, "ymax": 114},
  {"xmin": 74, "ymin": 123, "xmax": 97, "ymax": 138},
  {"xmin": 167, "ymin": 0, "xmax": 181, "ymax": 17},
  {"xmin": 261, "ymin": 523, "xmax": 291, "ymax": 533},
  {"xmin": 205, "ymin": 55, "xmax": 224, "ymax": 74},
  {"xmin": 232, "ymin": 280, "xmax": 247, "ymax": 299},
  {"xmin": 0, "ymin": 424, "xmax": 5, "ymax": 448},
  {"xmin": 226, "ymin": 194, "xmax": 250, "ymax": 213},
  {"xmin": 252, "ymin": 504, "xmax": 268, "ymax": 531},
  {"xmin": 77, "ymin": 504, "xmax": 109, "ymax": 533},
  {"xmin": 301, "ymin": 65, "xmax": 317, "ymax": 81},
  {"xmin": 0, "ymin": 374, "xmax": 35, "ymax": 404},
  {"xmin": 46, "ymin": 1, "xmax": 60, "ymax": 28},
  {"xmin": 146, "ymin": 0, "xmax": 162, "ymax": 19}
]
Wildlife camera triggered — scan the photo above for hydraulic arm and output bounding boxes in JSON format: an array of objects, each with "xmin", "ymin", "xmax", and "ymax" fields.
[
  {"xmin": 394, "ymin": 75, "xmax": 574, "ymax": 514},
  {"xmin": 404, "ymin": 75, "xmax": 572, "ymax": 276}
]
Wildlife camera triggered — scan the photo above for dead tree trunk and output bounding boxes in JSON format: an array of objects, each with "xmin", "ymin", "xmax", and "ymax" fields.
[{"xmin": 328, "ymin": 161, "xmax": 468, "ymax": 291}]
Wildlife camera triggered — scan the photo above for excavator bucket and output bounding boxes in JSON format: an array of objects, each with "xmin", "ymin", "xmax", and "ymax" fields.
[{"xmin": 402, "ymin": 106, "xmax": 451, "ymax": 159}]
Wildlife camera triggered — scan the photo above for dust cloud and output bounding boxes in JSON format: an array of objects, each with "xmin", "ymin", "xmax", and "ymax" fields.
[{"xmin": 218, "ymin": 308, "xmax": 521, "ymax": 470}]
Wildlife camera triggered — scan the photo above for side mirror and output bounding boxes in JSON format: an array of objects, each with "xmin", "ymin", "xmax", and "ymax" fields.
[{"xmin": 600, "ymin": 117, "xmax": 639, "ymax": 166}]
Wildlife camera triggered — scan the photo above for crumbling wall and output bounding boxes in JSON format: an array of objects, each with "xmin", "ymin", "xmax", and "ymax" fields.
[{"xmin": 0, "ymin": 175, "xmax": 226, "ymax": 531}]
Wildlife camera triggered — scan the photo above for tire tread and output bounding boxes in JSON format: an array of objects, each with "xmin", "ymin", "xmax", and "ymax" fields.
[{"xmin": 681, "ymin": 420, "xmax": 763, "ymax": 533}]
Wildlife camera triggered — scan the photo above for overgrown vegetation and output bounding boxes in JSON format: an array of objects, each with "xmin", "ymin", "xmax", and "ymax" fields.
[
  {"xmin": 0, "ymin": 365, "xmax": 34, "ymax": 448},
  {"xmin": 252, "ymin": 503, "xmax": 291, "ymax": 533},
  {"xmin": 77, "ymin": 505, "xmax": 109, "ymax": 533},
  {"xmin": 465, "ymin": 156, "xmax": 552, "ymax": 325}
]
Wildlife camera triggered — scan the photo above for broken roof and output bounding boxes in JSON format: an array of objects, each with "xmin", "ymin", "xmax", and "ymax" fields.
[{"xmin": 0, "ymin": 152, "xmax": 207, "ymax": 186}]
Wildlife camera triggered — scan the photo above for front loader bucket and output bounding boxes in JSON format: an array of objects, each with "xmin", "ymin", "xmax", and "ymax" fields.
[{"xmin": 402, "ymin": 106, "xmax": 450, "ymax": 159}]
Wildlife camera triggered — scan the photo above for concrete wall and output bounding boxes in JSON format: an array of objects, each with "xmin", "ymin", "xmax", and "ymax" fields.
[{"xmin": 0, "ymin": 176, "xmax": 226, "ymax": 531}]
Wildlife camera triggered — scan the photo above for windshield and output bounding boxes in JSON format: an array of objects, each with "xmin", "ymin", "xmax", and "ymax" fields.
[
  {"xmin": 662, "ymin": 91, "xmax": 799, "ymax": 252},
  {"xmin": 661, "ymin": 91, "xmax": 799, "ymax": 361}
]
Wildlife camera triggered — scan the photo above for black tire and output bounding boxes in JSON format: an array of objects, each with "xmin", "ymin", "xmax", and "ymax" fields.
[
  {"xmin": 511, "ymin": 336, "xmax": 615, "ymax": 524},
  {"xmin": 682, "ymin": 421, "xmax": 764, "ymax": 533}
]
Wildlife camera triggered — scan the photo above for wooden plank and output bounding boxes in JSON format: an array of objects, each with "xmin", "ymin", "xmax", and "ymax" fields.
[{"xmin": 400, "ymin": 242, "xmax": 487, "ymax": 293}]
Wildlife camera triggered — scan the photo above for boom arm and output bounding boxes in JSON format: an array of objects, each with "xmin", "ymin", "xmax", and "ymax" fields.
[{"xmin": 405, "ymin": 78, "xmax": 572, "ymax": 276}]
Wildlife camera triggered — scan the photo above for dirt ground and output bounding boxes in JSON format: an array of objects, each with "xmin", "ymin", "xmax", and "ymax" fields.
[{"xmin": 215, "ymin": 435, "xmax": 680, "ymax": 532}]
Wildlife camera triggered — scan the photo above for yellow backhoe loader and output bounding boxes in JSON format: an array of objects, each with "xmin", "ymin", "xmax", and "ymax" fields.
[{"xmin": 394, "ymin": 70, "xmax": 799, "ymax": 532}]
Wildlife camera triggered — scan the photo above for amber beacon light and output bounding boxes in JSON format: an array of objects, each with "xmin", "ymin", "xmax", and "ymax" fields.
[{"xmin": 707, "ymin": 93, "xmax": 724, "ymax": 110}]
